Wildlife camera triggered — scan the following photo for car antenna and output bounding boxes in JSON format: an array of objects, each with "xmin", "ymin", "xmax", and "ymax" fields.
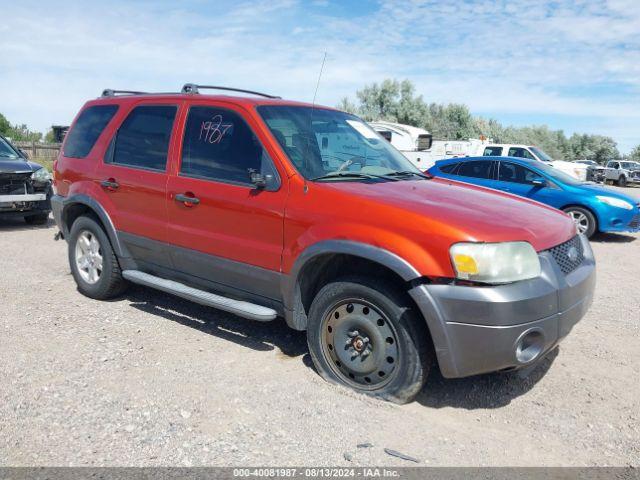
[
  {"xmin": 304, "ymin": 51, "xmax": 327, "ymax": 194},
  {"xmin": 312, "ymin": 51, "xmax": 327, "ymax": 107}
]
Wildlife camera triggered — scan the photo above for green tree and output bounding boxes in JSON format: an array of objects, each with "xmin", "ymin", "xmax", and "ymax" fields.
[
  {"xmin": 0, "ymin": 113, "xmax": 11, "ymax": 136},
  {"xmin": 44, "ymin": 128, "xmax": 57, "ymax": 143},
  {"xmin": 338, "ymin": 78, "xmax": 621, "ymax": 160},
  {"xmin": 628, "ymin": 145, "xmax": 640, "ymax": 161}
]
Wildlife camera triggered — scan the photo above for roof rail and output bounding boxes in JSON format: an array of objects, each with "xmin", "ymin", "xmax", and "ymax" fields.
[
  {"xmin": 181, "ymin": 83, "xmax": 280, "ymax": 99},
  {"xmin": 101, "ymin": 89, "xmax": 147, "ymax": 97}
]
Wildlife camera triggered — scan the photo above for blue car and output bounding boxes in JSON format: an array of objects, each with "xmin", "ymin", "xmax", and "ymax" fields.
[{"xmin": 427, "ymin": 156, "xmax": 640, "ymax": 238}]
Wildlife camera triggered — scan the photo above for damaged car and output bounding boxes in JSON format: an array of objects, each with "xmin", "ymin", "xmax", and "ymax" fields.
[{"xmin": 0, "ymin": 134, "xmax": 52, "ymax": 224}]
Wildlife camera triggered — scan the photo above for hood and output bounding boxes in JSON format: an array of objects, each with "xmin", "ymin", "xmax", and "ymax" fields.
[
  {"xmin": 0, "ymin": 158, "xmax": 41, "ymax": 174},
  {"xmin": 326, "ymin": 178, "xmax": 576, "ymax": 252},
  {"xmin": 573, "ymin": 183, "xmax": 640, "ymax": 204}
]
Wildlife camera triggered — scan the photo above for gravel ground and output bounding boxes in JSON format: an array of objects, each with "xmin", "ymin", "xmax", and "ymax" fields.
[{"xmin": 1, "ymin": 185, "xmax": 639, "ymax": 467}]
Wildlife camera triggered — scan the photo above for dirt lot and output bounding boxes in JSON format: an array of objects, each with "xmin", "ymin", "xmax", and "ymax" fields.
[{"xmin": 1, "ymin": 185, "xmax": 639, "ymax": 467}]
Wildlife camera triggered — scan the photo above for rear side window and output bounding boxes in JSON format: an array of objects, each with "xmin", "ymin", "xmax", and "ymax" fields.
[
  {"xmin": 180, "ymin": 106, "xmax": 277, "ymax": 186},
  {"xmin": 108, "ymin": 105, "xmax": 177, "ymax": 171},
  {"xmin": 483, "ymin": 146, "xmax": 503, "ymax": 156},
  {"xmin": 456, "ymin": 160, "xmax": 493, "ymax": 179},
  {"xmin": 64, "ymin": 105, "xmax": 118, "ymax": 158}
]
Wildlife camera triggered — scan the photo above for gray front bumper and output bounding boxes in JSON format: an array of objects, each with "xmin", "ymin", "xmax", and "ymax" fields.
[{"xmin": 409, "ymin": 235, "xmax": 596, "ymax": 378}]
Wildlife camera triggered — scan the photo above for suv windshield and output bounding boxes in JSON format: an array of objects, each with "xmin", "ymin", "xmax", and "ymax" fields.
[
  {"xmin": 530, "ymin": 146, "xmax": 553, "ymax": 162},
  {"xmin": 0, "ymin": 137, "xmax": 21, "ymax": 160},
  {"xmin": 257, "ymin": 106, "xmax": 422, "ymax": 181}
]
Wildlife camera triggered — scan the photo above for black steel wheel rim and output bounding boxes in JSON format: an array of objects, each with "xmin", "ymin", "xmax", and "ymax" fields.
[{"xmin": 320, "ymin": 299, "xmax": 400, "ymax": 390}]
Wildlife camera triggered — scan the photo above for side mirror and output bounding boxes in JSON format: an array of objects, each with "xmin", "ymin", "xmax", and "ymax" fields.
[
  {"xmin": 19, "ymin": 148, "xmax": 30, "ymax": 159},
  {"xmin": 531, "ymin": 177, "xmax": 547, "ymax": 187},
  {"xmin": 248, "ymin": 168, "xmax": 277, "ymax": 190},
  {"xmin": 248, "ymin": 169, "xmax": 266, "ymax": 188}
]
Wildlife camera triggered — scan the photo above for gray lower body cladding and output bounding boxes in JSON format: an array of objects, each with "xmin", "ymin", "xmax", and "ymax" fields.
[
  {"xmin": 410, "ymin": 234, "xmax": 596, "ymax": 378},
  {"xmin": 53, "ymin": 194, "xmax": 596, "ymax": 380}
]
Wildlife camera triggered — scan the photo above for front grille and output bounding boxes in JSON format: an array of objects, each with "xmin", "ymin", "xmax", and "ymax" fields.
[
  {"xmin": 0, "ymin": 173, "xmax": 32, "ymax": 196},
  {"xmin": 547, "ymin": 235, "xmax": 585, "ymax": 275},
  {"xmin": 630, "ymin": 214, "xmax": 640, "ymax": 230}
]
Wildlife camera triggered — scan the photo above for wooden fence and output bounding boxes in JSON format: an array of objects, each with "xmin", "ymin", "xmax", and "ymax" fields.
[{"xmin": 13, "ymin": 141, "xmax": 61, "ymax": 161}]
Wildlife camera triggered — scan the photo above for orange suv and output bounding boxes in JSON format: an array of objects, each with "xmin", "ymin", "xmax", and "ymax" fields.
[{"xmin": 52, "ymin": 84, "xmax": 595, "ymax": 403}]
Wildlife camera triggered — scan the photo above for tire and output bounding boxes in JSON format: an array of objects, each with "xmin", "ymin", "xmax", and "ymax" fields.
[
  {"xmin": 306, "ymin": 276, "xmax": 432, "ymax": 404},
  {"xmin": 618, "ymin": 175, "xmax": 627, "ymax": 187},
  {"xmin": 68, "ymin": 215, "xmax": 128, "ymax": 300},
  {"xmin": 24, "ymin": 213, "xmax": 49, "ymax": 225},
  {"xmin": 563, "ymin": 206, "xmax": 597, "ymax": 238}
]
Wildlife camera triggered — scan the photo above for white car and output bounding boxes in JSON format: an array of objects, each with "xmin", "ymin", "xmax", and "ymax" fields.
[
  {"xmin": 603, "ymin": 160, "xmax": 640, "ymax": 187},
  {"xmin": 482, "ymin": 144, "xmax": 588, "ymax": 181}
]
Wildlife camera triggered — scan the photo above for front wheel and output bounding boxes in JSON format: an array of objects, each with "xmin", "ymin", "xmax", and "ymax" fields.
[
  {"xmin": 618, "ymin": 175, "xmax": 628, "ymax": 187},
  {"xmin": 563, "ymin": 206, "xmax": 597, "ymax": 238},
  {"xmin": 306, "ymin": 276, "xmax": 432, "ymax": 404}
]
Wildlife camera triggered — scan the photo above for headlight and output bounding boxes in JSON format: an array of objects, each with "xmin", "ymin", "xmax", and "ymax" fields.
[
  {"xmin": 596, "ymin": 196, "xmax": 633, "ymax": 210},
  {"xmin": 31, "ymin": 167, "xmax": 52, "ymax": 182},
  {"xmin": 450, "ymin": 241, "xmax": 541, "ymax": 284}
]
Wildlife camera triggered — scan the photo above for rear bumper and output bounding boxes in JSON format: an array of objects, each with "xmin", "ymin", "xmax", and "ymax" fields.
[{"xmin": 409, "ymin": 235, "xmax": 596, "ymax": 378}]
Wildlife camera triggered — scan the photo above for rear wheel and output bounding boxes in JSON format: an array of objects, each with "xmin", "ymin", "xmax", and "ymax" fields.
[
  {"xmin": 68, "ymin": 215, "xmax": 128, "ymax": 299},
  {"xmin": 618, "ymin": 175, "xmax": 627, "ymax": 187},
  {"xmin": 563, "ymin": 206, "xmax": 597, "ymax": 238},
  {"xmin": 24, "ymin": 213, "xmax": 49, "ymax": 225},
  {"xmin": 306, "ymin": 276, "xmax": 431, "ymax": 404}
]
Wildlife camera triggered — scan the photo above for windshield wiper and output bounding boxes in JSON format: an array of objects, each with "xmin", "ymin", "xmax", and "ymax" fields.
[
  {"xmin": 384, "ymin": 170, "xmax": 431, "ymax": 179},
  {"xmin": 311, "ymin": 172, "xmax": 399, "ymax": 182}
]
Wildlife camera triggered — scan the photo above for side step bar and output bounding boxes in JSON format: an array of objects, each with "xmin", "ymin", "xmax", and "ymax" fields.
[{"xmin": 122, "ymin": 270, "xmax": 277, "ymax": 322}]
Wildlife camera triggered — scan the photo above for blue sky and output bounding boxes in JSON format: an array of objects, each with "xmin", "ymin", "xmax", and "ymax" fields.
[{"xmin": 1, "ymin": 0, "xmax": 639, "ymax": 152}]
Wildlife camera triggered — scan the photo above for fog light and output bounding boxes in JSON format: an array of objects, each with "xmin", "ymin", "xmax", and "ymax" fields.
[{"xmin": 515, "ymin": 329, "xmax": 545, "ymax": 364}]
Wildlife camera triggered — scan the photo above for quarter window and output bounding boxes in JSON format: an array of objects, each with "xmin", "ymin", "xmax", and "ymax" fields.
[
  {"xmin": 439, "ymin": 162, "xmax": 459, "ymax": 174},
  {"xmin": 180, "ymin": 106, "xmax": 277, "ymax": 186},
  {"xmin": 108, "ymin": 105, "xmax": 177, "ymax": 171},
  {"xmin": 456, "ymin": 160, "xmax": 493, "ymax": 179},
  {"xmin": 64, "ymin": 105, "xmax": 118, "ymax": 158},
  {"xmin": 498, "ymin": 162, "xmax": 538, "ymax": 184}
]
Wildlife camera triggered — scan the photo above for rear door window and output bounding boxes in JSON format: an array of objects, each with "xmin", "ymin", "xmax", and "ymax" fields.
[
  {"xmin": 107, "ymin": 105, "xmax": 177, "ymax": 171},
  {"xmin": 179, "ymin": 106, "xmax": 278, "ymax": 186},
  {"xmin": 64, "ymin": 105, "xmax": 119, "ymax": 158},
  {"xmin": 483, "ymin": 146, "xmax": 503, "ymax": 156},
  {"xmin": 498, "ymin": 162, "xmax": 538, "ymax": 184},
  {"xmin": 456, "ymin": 160, "xmax": 494, "ymax": 179}
]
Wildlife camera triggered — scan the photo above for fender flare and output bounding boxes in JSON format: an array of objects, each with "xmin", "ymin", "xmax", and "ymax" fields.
[
  {"xmin": 59, "ymin": 194, "xmax": 128, "ymax": 258},
  {"xmin": 281, "ymin": 240, "xmax": 423, "ymax": 329}
]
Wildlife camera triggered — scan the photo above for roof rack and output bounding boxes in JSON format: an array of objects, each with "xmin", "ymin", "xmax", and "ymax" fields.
[
  {"xmin": 181, "ymin": 83, "xmax": 280, "ymax": 99},
  {"xmin": 101, "ymin": 89, "xmax": 147, "ymax": 97}
]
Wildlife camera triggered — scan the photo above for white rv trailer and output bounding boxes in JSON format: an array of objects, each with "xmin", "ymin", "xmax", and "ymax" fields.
[
  {"xmin": 370, "ymin": 121, "xmax": 587, "ymax": 180},
  {"xmin": 369, "ymin": 121, "xmax": 488, "ymax": 171}
]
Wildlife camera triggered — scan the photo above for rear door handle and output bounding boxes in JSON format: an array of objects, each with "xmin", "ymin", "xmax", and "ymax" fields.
[
  {"xmin": 175, "ymin": 193, "xmax": 200, "ymax": 206},
  {"xmin": 100, "ymin": 179, "xmax": 119, "ymax": 190}
]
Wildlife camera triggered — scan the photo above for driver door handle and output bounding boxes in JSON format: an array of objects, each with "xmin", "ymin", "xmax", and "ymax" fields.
[{"xmin": 175, "ymin": 193, "xmax": 200, "ymax": 206}]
